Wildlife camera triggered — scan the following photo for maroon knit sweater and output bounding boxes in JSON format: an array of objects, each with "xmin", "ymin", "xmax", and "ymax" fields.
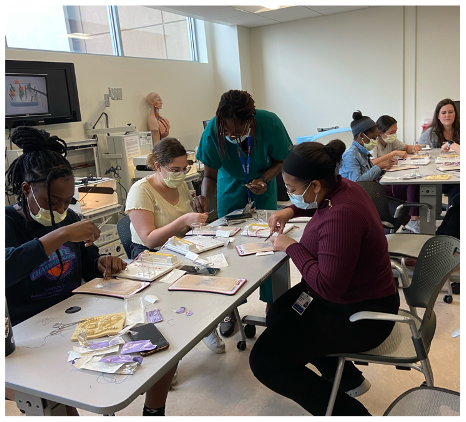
[{"xmin": 286, "ymin": 177, "xmax": 396, "ymax": 304}]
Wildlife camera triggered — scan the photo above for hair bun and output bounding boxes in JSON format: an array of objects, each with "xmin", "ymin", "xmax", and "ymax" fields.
[
  {"xmin": 11, "ymin": 126, "xmax": 67, "ymax": 156},
  {"xmin": 352, "ymin": 110, "xmax": 363, "ymax": 120},
  {"xmin": 325, "ymin": 139, "xmax": 346, "ymax": 163}
]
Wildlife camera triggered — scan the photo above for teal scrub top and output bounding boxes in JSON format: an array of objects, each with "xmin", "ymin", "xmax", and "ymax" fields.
[{"xmin": 196, "ymin": 109, "xmax": 293, "ymax": 217}]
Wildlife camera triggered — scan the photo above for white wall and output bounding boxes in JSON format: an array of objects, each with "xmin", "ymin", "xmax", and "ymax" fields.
[
  {"xmin": 415, "ymin": 6, "xmax": 460, "ymax": 138},
  {"xmin": 249, "ymin": 6, "xmax": 460, "ymax": 144},
  {"xmin": 5, "ymin": 48, "xmax": 218, "ymax": 151}
]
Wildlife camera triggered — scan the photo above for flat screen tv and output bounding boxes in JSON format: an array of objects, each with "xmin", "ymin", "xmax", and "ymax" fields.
[{"xmin": 5, "ymin": 60, "xmax": 81, "ymax": 128}]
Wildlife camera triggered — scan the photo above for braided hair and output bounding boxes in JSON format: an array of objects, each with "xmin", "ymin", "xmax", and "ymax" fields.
[
  {"xmin": 6, "ymin": 126, "xmax": 74, "ymax": 280},
  {"xmin": 215, "ymin": 90, "xmax": 257, "ymax": 156}
]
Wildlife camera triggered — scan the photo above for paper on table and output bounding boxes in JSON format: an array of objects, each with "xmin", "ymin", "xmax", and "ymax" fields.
[
  {"xmin": 206, "ymin": 253, "xmax": 228, "ymax": 268},
  {"xmin": 158, "ymin": 269, "xmax": 187, "ymax": 284}
]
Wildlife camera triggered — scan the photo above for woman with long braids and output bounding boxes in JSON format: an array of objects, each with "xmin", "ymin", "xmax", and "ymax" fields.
[
  {"xmin": 5, "ymin": 127, "xmax": 176, "ymax": 416},
  {"xmin": 194, "ymin": 90, "xmax": 293, "ymax": 336}
]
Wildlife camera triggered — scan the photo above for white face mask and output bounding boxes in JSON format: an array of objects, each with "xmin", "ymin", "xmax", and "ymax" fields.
[
  {"xmin": 362, "ymin": 133, "xmax": 378, "ymax": 151},
  {"xmin": 28, "ymin": 189, "xmax": 68, "ymax": 226},
  {"xmin": 382, "ymin": 133, "xmax": 397, "ymax": 144},
  {"xmin": 161, "ymin": 167, "xmax": 187, "ymax": 188},
  {"xmin": 225, "ymin": 128, "xmax": 251, "ymax": 144},
  {"xmin": 288, "ymin": 183, "xmax": 318, "ymax": 210}
]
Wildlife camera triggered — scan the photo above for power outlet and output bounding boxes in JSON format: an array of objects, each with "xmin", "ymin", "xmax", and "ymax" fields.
[{"xmin": 110, "ymin": 87, "xmax": 123, "ymax": 100}]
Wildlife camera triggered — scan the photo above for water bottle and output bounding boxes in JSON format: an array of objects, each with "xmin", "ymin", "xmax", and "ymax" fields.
[{"xmin": 5, "ymin": 298, "xmax": 15, "ymax": 356}]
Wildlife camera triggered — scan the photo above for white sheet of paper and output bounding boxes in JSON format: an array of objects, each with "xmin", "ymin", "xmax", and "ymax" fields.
[
  {"xmin": 158, "ymin": 269, "xmax": 187, "ymax": 284},
  {"xmin": 215, "ymin": 230, "xmax": 231, "ymax": 238},
  {"xmin": 124, "ymin": 135, "xmax": 141, "ymax": 167}
]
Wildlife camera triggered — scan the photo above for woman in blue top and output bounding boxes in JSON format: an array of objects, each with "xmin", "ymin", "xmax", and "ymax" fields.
[
  {"xmin": 194, "ymin": 90, "xmax": 293, "ymax": 336},
  {"xmin": 5, "ymin": 127, "xmax": 176, "ymax": 417}
]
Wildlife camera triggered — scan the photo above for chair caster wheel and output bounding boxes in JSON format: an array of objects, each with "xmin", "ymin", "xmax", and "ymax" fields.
[
  {"xmin": 443, "ymin": 295, "xmax": 453, "ymax": 304},
  {"xmin": 451, "ymin": 282, "xmax": 460, "ymax": 295},
  {"xmin": 244, "ymin": 324, "xmax": 256, "ymax": 338},
  {"xmin": 237, "ymin": 341, "xmax": 246, "ymax": 351},
  {"xmin": 420, "ymin": 381, "xmax": 427, "ymax": 387}
]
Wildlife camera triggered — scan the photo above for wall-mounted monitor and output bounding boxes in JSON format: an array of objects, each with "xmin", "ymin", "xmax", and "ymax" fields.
[{"xmin": 5, "ymin": 60, "xmax": 81, "ymax": 128}]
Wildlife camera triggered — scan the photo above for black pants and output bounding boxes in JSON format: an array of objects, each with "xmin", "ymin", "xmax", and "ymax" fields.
[
  {"xmin": 130, "ymin": 242, "xmax": 158, "ymax": 259},
  {"xmin": 249, "ymin": 283, "xmax": 400, "ymax": 416}
]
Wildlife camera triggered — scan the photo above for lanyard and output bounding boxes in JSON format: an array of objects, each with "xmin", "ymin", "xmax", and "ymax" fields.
[{"xmin": 236, "ymin": 135, "xmax": 252, "ymax": 201}]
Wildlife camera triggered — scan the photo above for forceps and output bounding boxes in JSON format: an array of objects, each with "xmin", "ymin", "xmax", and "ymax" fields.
[{"xmin": 50, "ymin": 318, "xmax": 92, "ymax": 336}]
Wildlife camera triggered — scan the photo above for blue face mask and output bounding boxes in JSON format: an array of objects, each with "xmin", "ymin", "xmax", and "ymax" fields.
[
  {"xmin": 225, "ymin": 128, "xmax": 251, "ymax": 144},
  {"xmin": 288, "ymin": 183, "xmax": 318, "ymax": 210}
]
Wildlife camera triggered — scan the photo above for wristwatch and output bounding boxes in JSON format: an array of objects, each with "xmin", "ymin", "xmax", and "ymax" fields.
[
  {"xmin": 447, "ymin": 140, "xmax": 454, "ymax": 146},
  {"xmin": 260, "ymin": 176, "xmax": 268, "ymax": 184}
]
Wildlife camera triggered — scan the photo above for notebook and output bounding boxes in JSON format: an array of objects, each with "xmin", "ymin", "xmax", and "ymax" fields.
[
  {"xmin": 168, "ymin": 274, "xmax": 247, "ymax": 295},
  {"xmin": 72, "ymin": 277, "xmax": 150, "ymax": 298},
  {"xmin": 236, "ymin": 242, "xmax": 274, "ymax": 256}
]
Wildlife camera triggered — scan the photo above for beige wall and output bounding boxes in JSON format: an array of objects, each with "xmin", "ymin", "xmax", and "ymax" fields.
[
  {"xmin": 415, "ymin": 6, "xmax": 460, "ymax": 137},
  {"xmin": 249, "ymin": 6, "xmax": 460, "ymax": 144},
  {"xmin": 5, "ymin": 25, "xmax": 221, "ymax": 151}
]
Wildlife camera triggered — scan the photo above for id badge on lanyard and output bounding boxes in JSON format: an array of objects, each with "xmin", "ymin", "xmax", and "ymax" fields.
[
  {"xmin": 292, "ymin": 292, "xmax": 313, "ymax": 315},
  {"xmin": 237, "ymin": 135, "xmax": 252, "ymax": 202}
]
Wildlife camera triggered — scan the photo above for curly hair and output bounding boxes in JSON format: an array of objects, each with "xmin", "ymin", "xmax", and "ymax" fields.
[
  {"xmin": 215, "ymin": 90, "xmax": 257, "ymax": 156},
  {"xmin": 6, "ymin": 126, "xmax": 73, "ymax": 280}
]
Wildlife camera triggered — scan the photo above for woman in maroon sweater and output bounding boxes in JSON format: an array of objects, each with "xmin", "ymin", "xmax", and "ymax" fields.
[{"xmin": 249, "ymin": 140, "xmax": 399, "ymax": 416}]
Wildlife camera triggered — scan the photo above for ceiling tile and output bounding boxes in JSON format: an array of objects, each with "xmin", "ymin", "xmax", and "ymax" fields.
[
  {"xmin": 233, "ymin": 6, "xmax": 268, "ymax": 14},
  {"xmin": 308, "ymin": 6, "xmax": 369, "ymax": 15},
  {"xmin": 258, "ymin": 7, "xmax": 321, "ymax": 21},
  {"xmin": 151, "ymin": 6, "xmax": 246, "ymax": 20},
  {"xmin": 221, "ymin": 14, "xmax": 278, "ymax": 27}
]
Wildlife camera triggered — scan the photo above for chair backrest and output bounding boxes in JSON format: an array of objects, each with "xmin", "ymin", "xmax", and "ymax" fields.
[
  {"xmin": 116, "ymin": 215, "xmax": 132, "ymax": 258},
  {"xmin": 357, "ymin": 181, "xmax": 409, "ymax": 232},
  {"xmin": 404, "ymin": 236, "xmax": 460, "ymax": 349}
]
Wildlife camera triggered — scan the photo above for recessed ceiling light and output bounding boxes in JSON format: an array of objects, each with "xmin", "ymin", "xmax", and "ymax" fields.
[{"xmin": 262, "ymin": 4, "xmax": 280, "ymax": 9}]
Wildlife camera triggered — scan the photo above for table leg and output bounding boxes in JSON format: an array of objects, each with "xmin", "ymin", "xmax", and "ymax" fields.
[
  {"xmin": 241, "ymin": 259, "xmax": 291, "ymax": 328},
  {"xmin": 419, "ymin": 184, "xmax": 437, "ymax": 235},
  {"xmin": 271, "ymin": 259, "xmax": 291, "ymax": 302},
  {"xmin": 15, "ymin": 391, "xmax": 67, "ymax": 416}
]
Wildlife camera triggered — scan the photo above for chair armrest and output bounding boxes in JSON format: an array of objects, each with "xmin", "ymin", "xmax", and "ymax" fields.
[
  {"xmin": 451, "ymin": 328, "xmax": 460, "ymax": 338},
  {"xmin": 394, "ymin": 203, "xmax": 432, "ymax": 218},
  {"xmin": 349, "ymin": 311, "xmax": 413, "ymax": 324},
  {"xmin": 391, "ymin": 259, "xmax": 411, "ymax": 288},
  {"xmin": 349, "ymin": 310, "xmax": 420, "ymax": 338}
]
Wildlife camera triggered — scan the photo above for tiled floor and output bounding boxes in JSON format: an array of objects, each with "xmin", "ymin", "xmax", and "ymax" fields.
[{"xmin": 5, "ymin": 260, "xmax": 460, "ymax": 417}]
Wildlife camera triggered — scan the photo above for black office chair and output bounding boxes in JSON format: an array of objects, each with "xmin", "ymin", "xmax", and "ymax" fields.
[
  {"xmin": 325, "ymin": 236, "xmax": 460, "ymax": 416},
  {"xmin": 357, "ymin": 181, "xmax": 432, "ymax": 234},
  {"xmin": 116, "ymin": 215, "xmax": 132, "ymax": 258}
]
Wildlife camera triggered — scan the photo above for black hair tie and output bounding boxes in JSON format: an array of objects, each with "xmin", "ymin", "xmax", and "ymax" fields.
[{"xmin": 324, "ymin": 144, "xmax": 337, "ymax": 161}]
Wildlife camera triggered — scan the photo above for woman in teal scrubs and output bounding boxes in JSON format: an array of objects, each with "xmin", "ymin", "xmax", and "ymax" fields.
[{"xmin": 194, "ymin": 90, "xmax": 293, "ymax": 336}]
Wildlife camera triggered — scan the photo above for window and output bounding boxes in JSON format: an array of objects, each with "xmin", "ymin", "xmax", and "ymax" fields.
[{"xmin": 5, "ymin": 5, "xmax": 197, "ymax": 62}]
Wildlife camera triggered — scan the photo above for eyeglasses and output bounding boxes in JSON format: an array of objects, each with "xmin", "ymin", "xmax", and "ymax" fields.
[
  {"xmin": 285, "ymin": 183, "xmax": 310, "ymax": 197},
  {"xmin": 164, "ymin": 165, "xmax": 191, "ymax": 174}
]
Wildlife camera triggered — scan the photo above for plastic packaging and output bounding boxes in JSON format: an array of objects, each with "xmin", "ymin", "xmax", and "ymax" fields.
[
  {"xmin": 124, "ymin": 295, "xmax": 145, "ymax": 325},
  {"xmin": 72, "ymin": 355, "xmax": 141, "ymax": 374},
  {"xmin": 121, "ymin": 340, "xmax": 156, "ymax": 354},
  {"xmin": 146, "ymin": 309, "xmax": 163, "ymax": 323},
  {"xmin": 77, "ymin": 331, "xmax": 89, "ymax": 348},
  {"xmin": 99, "ymin": 355, "xmax": 143, "ymax": 364}
]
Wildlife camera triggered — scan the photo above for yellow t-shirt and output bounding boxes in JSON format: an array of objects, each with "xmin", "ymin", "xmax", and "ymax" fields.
[{"xmin": 125, "ymin": 176, "xmax": 193, "ymax": 246}]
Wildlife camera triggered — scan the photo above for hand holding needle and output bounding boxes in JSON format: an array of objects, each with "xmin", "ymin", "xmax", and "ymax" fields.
[{"xmin": 263, "ymin": 226, "xmax": 279, "ymax": 243}]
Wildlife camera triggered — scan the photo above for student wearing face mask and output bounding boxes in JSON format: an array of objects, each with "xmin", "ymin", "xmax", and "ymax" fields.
[
  {"xmin": 125, "ymin": 137, "xmax": 225, "ymax": 355},
  {"xmin": 193, "ymin": 90, "xmax": 293, "ymax": 336},
  {"xmin": 339, "ymin": 110, "xmax": 396, "ymax": 182},
  {"xmin": 372, "ymin": 115, "xmax": 423, "ymax": 233},
  {"xmin": 249, "ymin": 140, "xmax": 399, "ymax": 416}
]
